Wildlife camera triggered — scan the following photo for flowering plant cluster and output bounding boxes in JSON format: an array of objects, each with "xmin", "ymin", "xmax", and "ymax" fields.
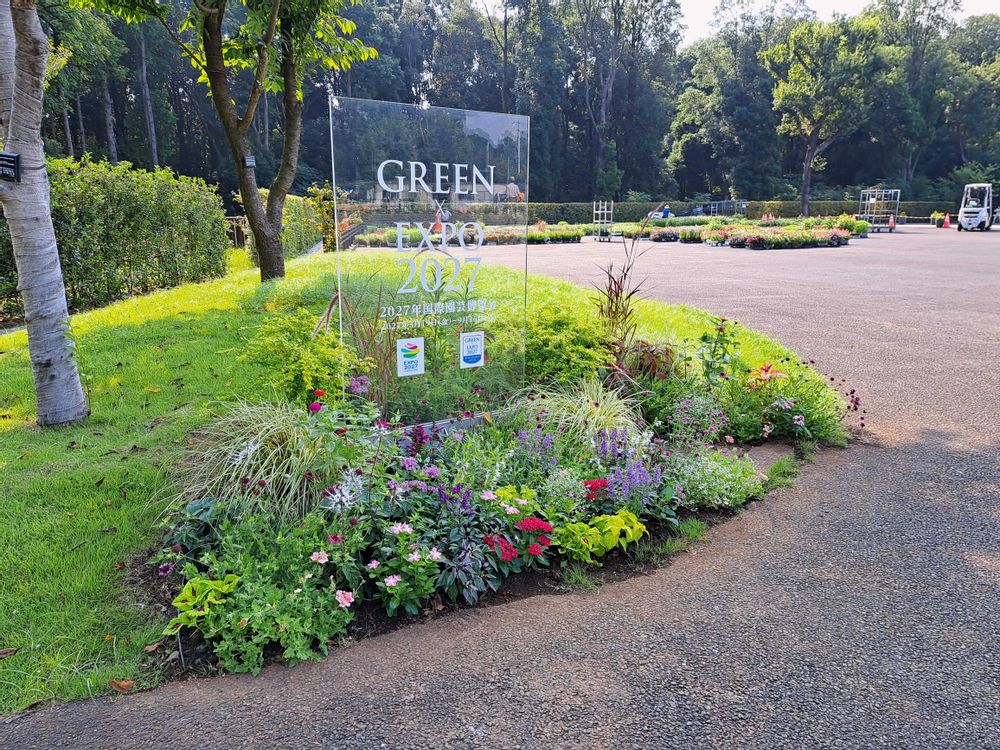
[{"xmin": 367, "ymin": 522, "xmax": 444, "ymax": 616}]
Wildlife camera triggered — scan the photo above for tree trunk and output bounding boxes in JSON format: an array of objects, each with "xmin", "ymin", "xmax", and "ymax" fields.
[
  {"xmin": 801, "ymin": 144, "xmax": 815, "ymax": 217},
  {"xmin": 137, "ymin": 25, "xmax": 159, "ymax": 167},
  {"xmin": 0, "ymin": 0, "xmax": 89, "ymax": 426},
  {"xmin": 61, "ymin": 106, "xmax": 73, "ymax": 158},
  {"xmin": 201, "ymin": 11, "xmax": 285, "ymax": 281},
  {"xmin": 101, "ymin": 77, "xmax": 117, "ymax": 164},
  {"xmin": 0, "ymin": 0, "xmax": 12, "ymax": 145},
  {"xmin": 74, "ymin": 92, "xmax": 85, "ymax": 154}
]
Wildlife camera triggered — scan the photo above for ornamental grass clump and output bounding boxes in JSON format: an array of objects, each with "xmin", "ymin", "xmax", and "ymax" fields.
[
  {"xmin": 174, "ymin": 397, "xmax": 375, "ymax": 524},
  {"xmin": 519, "ymin": 377, "xmax": 643, "ymax": 443}
]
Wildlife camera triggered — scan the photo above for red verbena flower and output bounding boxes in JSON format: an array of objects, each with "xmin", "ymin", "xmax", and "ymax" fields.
[
  {"xmin": 537, "ymin": 535, "xmax": 551, "ymax": 547},
  {"xmin": 527, "ymin": 543, "xmax": 544, "ymax": 556},
  {"xmin": 515, "ymin": 516, "xmax": 554, "ymax": 533},
  {"xmin": 483, "ymin": 534, "xmax": 497, "ymax": 551}
]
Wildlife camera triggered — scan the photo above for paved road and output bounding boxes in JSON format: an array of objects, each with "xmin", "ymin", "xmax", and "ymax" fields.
[{"xmin": 5, "ymin": 227, "xmax": 999, "ymax": 750}]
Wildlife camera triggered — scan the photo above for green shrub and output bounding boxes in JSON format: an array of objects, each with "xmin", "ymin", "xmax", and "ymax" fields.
[
  {"xmin": 670, "ymin": 451, "xmax": 764, "ymax": 509},
  {"xmin": 0, "ymin": 157, "xmax": 228, "ymax": 322},
  {"xmin": 240, "ymin": 308, "xmax": 372, "ymax": 401},
  {"xmin": 522, "ymin": 304, "xmax": 610, "ymax": 383}
]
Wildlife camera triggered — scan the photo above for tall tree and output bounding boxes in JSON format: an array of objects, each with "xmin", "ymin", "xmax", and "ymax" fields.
[
  {"xmin": 761, "ymin": 17, "xmax": 885, "ymax": 214},
  {"xmin": 136, "ymin": 23, "xmax": 158, "ymax": 166},
  {"xmin": 0, "ymin": 0, "xmax": 89, "ymax": 425},
  {"xmin": 82, "ymin": 0, "xmax": 376, "ymax": 281}
]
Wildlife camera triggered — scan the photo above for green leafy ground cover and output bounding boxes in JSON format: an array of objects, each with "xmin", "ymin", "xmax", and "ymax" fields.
[{"xmin": 0, "ymin": 252, "xmax": 843, "ymax": 713}]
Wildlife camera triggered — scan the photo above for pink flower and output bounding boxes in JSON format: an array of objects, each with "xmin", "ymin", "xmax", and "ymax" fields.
[
  {"xmin": 367, "ymin": 559, "xmax": 380, "ymax": 569},
  {"xmin": 308, "ymin": 402, "xmax": 323, "ymax": 413},
  {"xmin": 335, "ymin": 590, "xmax": 355, "ymax": 608},
  {"xmin": 407, "ymin": 551, "xmax": 421, "ymax": 562},
  {"xmin": 388, "ymin": 522, "xmax": 414, "ymax": 534},
  {"xmin": 428, "ymin": 547, "xmax": 443, "ymax": 561},
  {"xmin": 480, "ymin": 490, "xmax": 497, "ymax": 501},
  {"xmin": 725, "ymin": 435, "xmax": 735, "ymax": 444},
  {"xmin": 513, "ymin": 497, "xmax": 529, "ymax": 506},
  {"xmin": 310, "ymin": 550, "xmax": 329, "ymax": 564},
  {"xmin": 424, "ymin": 465, "xmax": 441, "ymax": 479},
  {"xmin": 503, "ymin": 505, "xmax": 520, "ymax": 515},
  {"xmin": 383, "ymin": 575, "xmax": 402, "ymax": 588},
  {"xmin": 327, "ymin": 534, "xmax": 344, "ymax": 545}
]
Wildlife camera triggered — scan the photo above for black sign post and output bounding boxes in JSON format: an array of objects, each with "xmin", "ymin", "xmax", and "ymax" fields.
[{"xmin": 0, "ymin": 152, "xmax": 20, "ymax": 183}]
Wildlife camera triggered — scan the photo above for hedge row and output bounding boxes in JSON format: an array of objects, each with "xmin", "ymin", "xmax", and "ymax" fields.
[
  {"xmin": 0, "ymin": 158, "xmax": 228, "ymax": 323},
  {"xmin": 527, "ymin": 200, "xmax": 952, "ymax": 223}
]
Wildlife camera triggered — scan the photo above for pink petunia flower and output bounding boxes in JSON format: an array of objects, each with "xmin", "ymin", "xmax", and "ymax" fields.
[
  {"xmin": 310, "ymin": 550, "xmax": 329, "ymax": 564},
  {"xmin": 335, "ymin": 590, "xmax": 355, "ymax": 608},
  {"xmin": 480, "ymin": 490, "xmax": 497, "ymax": 501}
]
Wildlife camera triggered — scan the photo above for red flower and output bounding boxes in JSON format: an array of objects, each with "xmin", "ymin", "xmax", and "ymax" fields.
[
  {"xmin": 582, "ymin": 478, "xmax": 608, "ymax": 501},
  {"xmin": 314, "ymin": 389, "xmax": 326, "ymax": 397},
  {"xmin": 527, "ymin": 543, "xmax": 544, "ymax": 556},
  {"xmin": 483, "ymin": 534, "xmax": 497, "ymax": 551},
  {"xmin": 537, "ymin": 534, "xmax": 551, "ymax": 547},
  {"xmin": 515, "ymin": 516, "xmax": 554, "ymax": 533},
  {"xmin": 499, "ymin": 538, "xmax": 518, "ymax": 561}
]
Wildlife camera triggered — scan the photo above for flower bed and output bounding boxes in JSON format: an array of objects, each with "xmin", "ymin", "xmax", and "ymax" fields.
[
  {"xmin": 354, "ymin": 225, "xmax": 584, "ymax": 247},
  {"xmin": 152, "ymin": 254, "xmax": 856, "ymax": 676}
]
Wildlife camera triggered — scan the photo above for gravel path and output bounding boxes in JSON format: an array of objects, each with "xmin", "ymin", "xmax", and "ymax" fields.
[{"xmin": 4, "ymin": 226, "xmax": 999, "ymax": 750}]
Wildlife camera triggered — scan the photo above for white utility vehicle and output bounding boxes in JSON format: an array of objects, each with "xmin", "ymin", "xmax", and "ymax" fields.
[{"xmin": 956, "ymin": 183, "xmax": 998, "ymax": 231}]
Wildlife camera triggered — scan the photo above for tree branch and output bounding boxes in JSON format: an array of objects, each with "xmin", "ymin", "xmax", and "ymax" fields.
[
  {"xmin": 155, "ymin": 15, "xmax": 207, "ymax": 73},
  {"xmin": 239, "ymin": 0, "xmax": 282, "ymax": 132}
]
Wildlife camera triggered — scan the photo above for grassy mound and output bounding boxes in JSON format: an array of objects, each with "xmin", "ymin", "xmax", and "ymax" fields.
[{"xmin": 0, "ymin": 252, "xmax": 842, "ymax": 713}]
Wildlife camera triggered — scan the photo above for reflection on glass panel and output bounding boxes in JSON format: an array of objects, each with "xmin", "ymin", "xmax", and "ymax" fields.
[{"xmin": 329, "ymin": 97, "xmax": 528, "ymax": 424}]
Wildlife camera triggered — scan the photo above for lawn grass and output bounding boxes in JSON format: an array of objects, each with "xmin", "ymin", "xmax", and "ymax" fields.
[{"xmin": 0, "ymin": 251, "xmax": 838, "ymax": 713}]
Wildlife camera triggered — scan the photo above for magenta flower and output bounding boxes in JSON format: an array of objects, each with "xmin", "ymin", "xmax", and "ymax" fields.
[
  {"xmin": 157, "ymin": 562, "xmax": 175, "ymax": 577},
  {"xmin": 327, "ymin": 534, "xmax": 344, "ymax": 545},
  {"xmin": 335, "ymin": 590, "xmax": 355, "ymax": 608},
  {"xmin": 383, "ymin": 575, "xmax": 402, "ymax": 588},
  {"xmin": 308, "ymin": 402, "xmax": 323, "ymax": 413}
]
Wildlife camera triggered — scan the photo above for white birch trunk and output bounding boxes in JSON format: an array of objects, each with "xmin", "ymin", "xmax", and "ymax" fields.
[{"xmin": 0, "ymin": 0, "xmax": 88, "ymax": 426}]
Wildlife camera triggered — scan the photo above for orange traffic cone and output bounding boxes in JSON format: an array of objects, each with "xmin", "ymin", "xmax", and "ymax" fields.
[
  {"xmin": 942, "ymin": 212, "xmax": 950, "ymax": 228},
  {"xmin": 888, "ymin": 214, "xmax": 895, "ymax": 230}
]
